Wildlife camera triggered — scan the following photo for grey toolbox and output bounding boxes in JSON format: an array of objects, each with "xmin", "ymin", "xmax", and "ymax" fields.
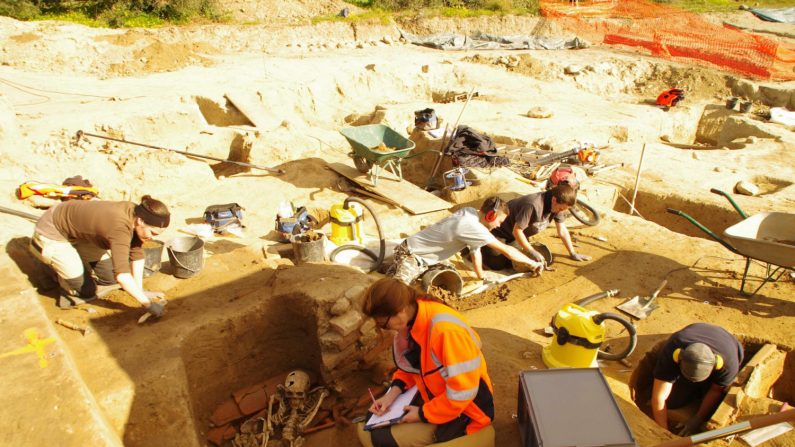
[{"xmin": 517, "ymin": 368, "xmax": 637, "ymax": 447}]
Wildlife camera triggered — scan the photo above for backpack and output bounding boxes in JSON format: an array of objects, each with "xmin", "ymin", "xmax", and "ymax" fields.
[
  {"xmin": 203, "ymin": 203, "xmax": 244, "ymax": 230},
  {"xmin": 548, "ymin": 166, "xmax": 579, "ymax": 190}
]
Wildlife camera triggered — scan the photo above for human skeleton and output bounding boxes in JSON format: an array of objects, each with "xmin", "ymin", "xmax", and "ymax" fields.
[{"xmin": 233, "ymin": 370, "xmax": 328, "ymax": 447}]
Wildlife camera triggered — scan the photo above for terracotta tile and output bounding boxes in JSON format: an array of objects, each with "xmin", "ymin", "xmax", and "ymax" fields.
[
  {"xmin": 210, "ymin": 398, "xmax": 244, "ymax": 426},
  {"xmin": 235, "ymin": 385, "xmax": 269, "ymax": 415},
  {"xmin": 206, "ymin": 424, "xmax": 236, "ymax": 446}
]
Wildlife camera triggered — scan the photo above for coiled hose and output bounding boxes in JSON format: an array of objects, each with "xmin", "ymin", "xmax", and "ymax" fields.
[
  {"xmin": 329, "ymin": 197, "xmax": 385, "ymax": 273},
  {"xmin": 592, "ymin": 312, "xmax": 637, "ymax": 361},
  {"xmin": 573, "ymin": 289, "xmax": 637, "ymax": 361}
]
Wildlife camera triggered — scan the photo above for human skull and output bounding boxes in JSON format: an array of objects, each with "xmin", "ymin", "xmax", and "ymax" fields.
[{"xmin": 283, "ymin": 370, "xmax": 311, "ymax": 398}]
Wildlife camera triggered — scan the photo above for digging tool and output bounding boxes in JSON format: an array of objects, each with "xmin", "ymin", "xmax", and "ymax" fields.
[
  {"xmin": 76, "ymin": 131, "xmax": 286, "ymax": 175},
  {"xmin": 0, "ymin": 205, "xmax": 41, "ymax": 222},
  {"xmin": 616, "ymin": 279, "xmax": 667, "ymax": 320},
  {"xmin": 629, "ymin": 143, "xmax": 647, "ymax": 216},
  {"xmin": 426, "ymin": 87, "xmax": 476, "ymax": 189},
  {"xmin": 460, "ymin": 271, "xmax": 537, "ymax": 299}
]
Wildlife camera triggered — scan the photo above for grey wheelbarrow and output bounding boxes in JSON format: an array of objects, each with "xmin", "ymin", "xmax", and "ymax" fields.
[{"xmin": 667, "ymin": 188, "xmax": 795, "ymax": 297}]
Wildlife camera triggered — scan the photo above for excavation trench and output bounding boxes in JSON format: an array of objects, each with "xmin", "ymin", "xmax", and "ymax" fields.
[
  {"xmin": 181, "ymin": 292, "xmax": 322, "ymax": 443},
  {"xmin": 630, "ymin": 336, "xmax": 793, "ymax": 433}
]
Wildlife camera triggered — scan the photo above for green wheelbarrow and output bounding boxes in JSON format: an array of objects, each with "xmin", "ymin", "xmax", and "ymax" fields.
[
  {"xmin": 340, "ymin": 124, "xmax": 416, "ymax": 187},
  {"xmin": 667, "ymin": 188, "xmax": 795, "ymax": 297}
]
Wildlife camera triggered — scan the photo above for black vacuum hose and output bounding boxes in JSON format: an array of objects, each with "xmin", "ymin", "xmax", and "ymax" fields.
[
  {"xmin": 329, "ymin": 197, "xmax": 385, "ymax": 273},
  {"xmin": 575, "ymin": 289, "xmax": 620, "ymax": 307},
  {"xmin": 592, "ymin": 312, "xmax": 637, "ymax": 361}
]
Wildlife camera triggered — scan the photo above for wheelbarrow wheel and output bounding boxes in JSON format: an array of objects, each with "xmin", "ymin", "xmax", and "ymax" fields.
[
  {"xmin": 353, "ymin": 156, "xmax": 373, "ymax": 174},
  {"xmin": 569, "ymin": 199, "xmax": 600, "ymax": 227}
]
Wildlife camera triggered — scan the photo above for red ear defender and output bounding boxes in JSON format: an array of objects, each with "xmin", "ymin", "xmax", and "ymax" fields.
[{"xmin": 484, "ymin": 197, "xmax": 501, "ymax": 222}]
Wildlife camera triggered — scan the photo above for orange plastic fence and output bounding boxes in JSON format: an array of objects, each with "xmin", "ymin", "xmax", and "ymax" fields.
[{"xmin": 541, "ymin": 0, "xmax": 795, "ymax": 80}]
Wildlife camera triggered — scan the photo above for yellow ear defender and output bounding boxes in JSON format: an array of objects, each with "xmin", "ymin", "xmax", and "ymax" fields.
[{"xmin": 672, "ymin": 348, "xmax": 723, "ymax": 370}]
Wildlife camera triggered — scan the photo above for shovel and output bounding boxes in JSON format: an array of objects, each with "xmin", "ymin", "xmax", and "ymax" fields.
[{"xmin": 616, "ymin": 279, "xmax": 667, "ymax": 320}]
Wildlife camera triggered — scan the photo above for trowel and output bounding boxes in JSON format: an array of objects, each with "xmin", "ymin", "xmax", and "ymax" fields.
[{"xmin": 616, "ymin": 279, "xmax": 667, "ymax": 320}]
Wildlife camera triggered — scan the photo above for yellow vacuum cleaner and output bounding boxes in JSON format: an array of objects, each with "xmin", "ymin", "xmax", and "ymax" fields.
[
  {"xmin": 543, "ymin": 302, "xmax": 636, "ymax": 368},
  {"xmin": 330, "ymin": 201, "xmax": 364, "ymax": 246}
]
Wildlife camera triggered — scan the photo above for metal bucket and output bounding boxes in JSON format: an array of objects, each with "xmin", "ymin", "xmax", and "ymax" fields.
[
  {"xmin": 143, "ymin": 239, "xmax": 164, "ymax": 277},
  {"xmin": 167, "ymin": 236, "xmax": 204, "ymax": 279},
  {"xmin": 291, "ymin": 233, "xmax": 326, "ymax": 264},
  {"xmin": 421, "ymin": 266, "xmax": 463, "ymax": 295}
]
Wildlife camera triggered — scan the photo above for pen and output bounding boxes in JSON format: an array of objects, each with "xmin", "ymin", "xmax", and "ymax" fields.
[{"xmin": 368, "ymin": 388, "xmax": 381, "ymax": 411}]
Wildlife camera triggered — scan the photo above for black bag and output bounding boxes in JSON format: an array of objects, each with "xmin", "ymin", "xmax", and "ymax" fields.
[{"xmin": 203, "ymin": 203, "xmax": 244, "ymax": 230}]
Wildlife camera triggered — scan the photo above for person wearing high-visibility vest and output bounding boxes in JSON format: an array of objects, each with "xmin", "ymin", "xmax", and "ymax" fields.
[{"xmin": 358, "ymin": 278, "xmax": 495, "ymax": 447}]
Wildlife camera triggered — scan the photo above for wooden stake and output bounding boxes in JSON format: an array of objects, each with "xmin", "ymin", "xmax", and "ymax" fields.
[{"xmin": 629, "ymin": 143, "xmax": 647, "ymax": 216}]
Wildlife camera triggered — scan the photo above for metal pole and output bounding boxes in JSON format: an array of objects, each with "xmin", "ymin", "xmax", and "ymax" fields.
[
  {"xmin": 426, "ymin": 87, "xmax": 477, "ymax": 188},
  {"xmin": 650, "ymin": 409, "xmax": 795, "ymax": 447},
  {"xmin": 0, "ymin": 205, "xmax": 40, "ymax": 222},
  {"xmin": 629, "ymin": 143, "xmax": 647, "ymax": 216},
  {"xmin": 76, "ymin": 131, "xmax": 286, "ymax": 175}
]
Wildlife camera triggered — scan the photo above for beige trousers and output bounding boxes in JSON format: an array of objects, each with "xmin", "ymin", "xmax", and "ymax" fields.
[
  {"xmin": 356, "ymin": 422, "xmax": 495, "ymax": 447},
  {"xmin": 30, "ymin": 233, "xmax": 114, "ymax": 298}
]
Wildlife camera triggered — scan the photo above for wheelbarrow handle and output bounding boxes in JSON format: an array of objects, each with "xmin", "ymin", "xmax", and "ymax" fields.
[
  {"xmin": 666, "ymin": 207, "xmax": 684, "ymax": 216},
  {"xmin": 665, "ymin": 208, "xmax": 739, "ymax": 255},
  {"xmin": 710, "ymin": 188, "xmax": 748, "ymax": 219}
]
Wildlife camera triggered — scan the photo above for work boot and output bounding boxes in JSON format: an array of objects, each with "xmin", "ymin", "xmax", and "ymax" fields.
[{"xmin": 57, "ymin": 294, "xmax": 97, "ymax": 309}]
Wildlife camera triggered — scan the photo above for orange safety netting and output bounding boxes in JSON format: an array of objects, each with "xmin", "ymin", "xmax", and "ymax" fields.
[{"xmin": 540, "ymin": 0, "xmax": 795, "ymax": 80}]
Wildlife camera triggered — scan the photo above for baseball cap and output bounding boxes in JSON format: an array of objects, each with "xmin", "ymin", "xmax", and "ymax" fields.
[{"xmin": 679, "ymin": 343, "xmax": 716, "ymax": 382}]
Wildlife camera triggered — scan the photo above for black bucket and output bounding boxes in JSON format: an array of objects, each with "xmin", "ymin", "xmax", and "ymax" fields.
[
  {"xmin": 167, "ymin": 236, "xmax": 204, "ymax": 279},
  {"xmin": 291, "ymin": 233, "xmax": 326, "ymax": 264},
  {"xmin": 143, "ymin": 239, "xmax": 165, "ymax": 277}
]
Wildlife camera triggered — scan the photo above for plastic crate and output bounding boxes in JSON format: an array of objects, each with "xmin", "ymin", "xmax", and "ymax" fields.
[{"xmin": 517, "ymin": 368, "xmax": 637, "ymax": 447}]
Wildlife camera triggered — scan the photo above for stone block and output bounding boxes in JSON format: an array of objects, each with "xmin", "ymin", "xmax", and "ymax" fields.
[
  {"xmin": 744, "ymin": 347, "xmax": 785, "ymax": 398},
  {"xmin": 329, "ymin": 310, "xmax": 363, "ymax": 337},
  {"xmin": 736, "ymin": 344, "xmax": 778, "ymax": 385},
  {"xmin": 345, "ymin": 285, "xmax": 367, "ymax": 304},
  {"xmin": 362, "ymin": 335, "xmax": 392, "ymax": 366},
  {"xmin": 321, "ymin": 344, "xmax": 357, "ymax": 370},
  {"xmin": 707, "ymin": 385, "xmax": 742, "ymax": 427},
  {"xmin": 330, "ymin": 297, "xmax": 351, "ymax": 316},
  {"xmin": 319, "ymin": 329, "xmax": 359, "ymax": 352},
  {"xmin": 359, "ymin": 319, "xmax": 376, "ymax": 337}
]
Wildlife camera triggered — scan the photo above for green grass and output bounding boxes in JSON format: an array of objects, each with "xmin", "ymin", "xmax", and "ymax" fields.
[
  {"xmin": 658, "ymin": 0, "xmax": 795, "ymax": 13},
  {"xmin": 313, "ymin": 8, "xmax": 394, "ymax": 25},
  {"xmin": 35, "ymin": 11, "xmax": 107, "ymax": 27}
]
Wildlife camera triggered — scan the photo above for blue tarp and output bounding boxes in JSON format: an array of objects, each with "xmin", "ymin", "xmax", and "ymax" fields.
[{"xmin": 749, "ymin": 7, "xmax": 795, "ymax": 23}]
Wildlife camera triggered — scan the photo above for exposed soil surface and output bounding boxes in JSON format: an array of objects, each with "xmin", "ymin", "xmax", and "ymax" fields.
[{"xmin": 1, "ymin": 3, "xmax": 794, "ymax": 447}]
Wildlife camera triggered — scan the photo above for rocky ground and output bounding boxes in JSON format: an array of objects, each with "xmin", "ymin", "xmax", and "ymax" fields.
[{"xmin": 0, "ymin": 3, "xmax": 794, "ymax": 447}]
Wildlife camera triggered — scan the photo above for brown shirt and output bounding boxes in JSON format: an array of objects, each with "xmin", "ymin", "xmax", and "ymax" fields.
[{"xmin": 35, "ymin": 200, "xmax": 144, "ymax": 276}]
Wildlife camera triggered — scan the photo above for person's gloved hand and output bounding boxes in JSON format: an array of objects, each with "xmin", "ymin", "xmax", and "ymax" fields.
[
  {"xmin": 527, "ymin": 249, "xmax": 546, "ymax": 264},
  {"xmin": 674, "ymin": 417, "xmax": 703, "ymax": 436},
  {"xmin": 481, "ymin": 271, "xmax": 501, "ymax": 285},
  {"xmin": 146, "ymin": 300, "xmax": 166, "ymax": 318},
  {"xmin": 570, "ymin": 253, "xmax": 592, "ymax": 262}
]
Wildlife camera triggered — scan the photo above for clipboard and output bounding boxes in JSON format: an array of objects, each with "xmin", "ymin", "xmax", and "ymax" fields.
[{"xmin": 364, "ymin": 386, "xmax": 419, "ymax": 431}]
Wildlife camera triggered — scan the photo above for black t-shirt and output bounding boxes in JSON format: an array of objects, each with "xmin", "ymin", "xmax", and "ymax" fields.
[
  {"xmin": 653, "ymin": 323, "xmax": 743, "ymax": 387},
  {"xmin": 492, "ymin": 191, "xmax": 566, "ymax": 242}
]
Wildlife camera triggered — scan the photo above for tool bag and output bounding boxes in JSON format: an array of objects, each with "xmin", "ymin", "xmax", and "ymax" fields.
[{"xmin": 203, "ymin": 203, "xmax": 244, "ymax": 230}]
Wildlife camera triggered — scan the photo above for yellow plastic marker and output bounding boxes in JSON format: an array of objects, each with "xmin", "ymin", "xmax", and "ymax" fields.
[{"xmin": 0, "ymin": 328, "xmax": 55, "ymax": 368}]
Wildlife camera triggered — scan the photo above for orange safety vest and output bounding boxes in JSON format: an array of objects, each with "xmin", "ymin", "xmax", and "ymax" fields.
[{"xmin": 391, "ymin": 300, "xmax": 494, "ymax": 434}]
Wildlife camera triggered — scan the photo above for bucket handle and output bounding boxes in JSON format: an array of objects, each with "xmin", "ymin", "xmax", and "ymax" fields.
[{"xmin": 167, "ymin": 246, "xmax": 200, "ymax": 274}]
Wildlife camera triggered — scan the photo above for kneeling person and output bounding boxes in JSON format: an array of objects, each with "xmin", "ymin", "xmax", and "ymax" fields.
[
  {"xmin": 389, "ymin": 197, "xmax": 543, "ymax": 286},
  {"xmin": 483, "ymin": 184, "xmax": 590, "ymax": 270},
  {"xmin": 651, "ymin": 323, "xmax": 743, "ymax": 435}
]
